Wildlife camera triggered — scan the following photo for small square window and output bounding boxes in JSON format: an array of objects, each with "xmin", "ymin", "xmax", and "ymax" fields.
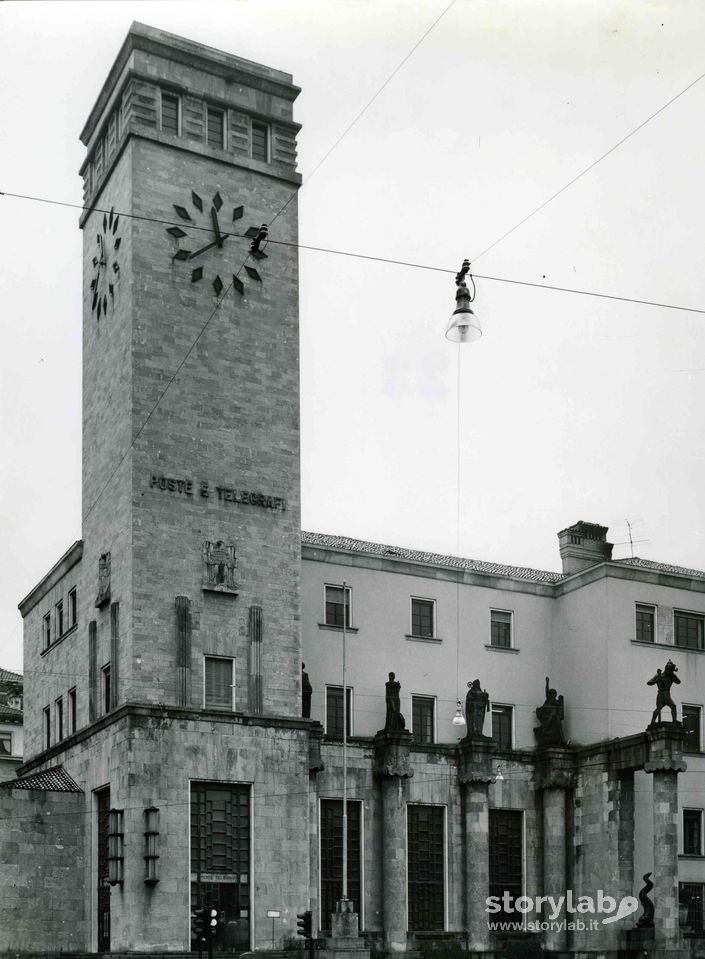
[
  {"xmin": 491, "ymin": 704, "xmax": 513, "ymax": 750},
  {"xmin": 683, "ymin": 705, "xmax": 702, "ymax": 753},
  {"xmin": 68, "ymin": 687, "xmax": 77, "ymax": 735},
  {"xmin": 204, "ymin": 656, "xmax": 234, "ymax": 710},
  {"xmin": 684, "ymin": 809, "xmax": 703, "ymax": 856},
  {"xmin": 68, "ymin": 588, "xmax": 77, "ymax": 629},
  {"xmin": 55, "ymin": 696, "xmax": 64, "ymax": 743},
  {"xmin": 635, "ymin": 603, "xmax": 656, "ymax": 643},
  {"xmin": 251, "ymin": 120, "xmax": 269, "ymax": 162},
  {"xmin": 207, "ymin": 106, "xmax": 225, "ymax": 150},
  {"xmin": 56, "ymin": 600, "xmax": 64, "ymax": 639},
  {"xmin": 675, "ymin": 610, "xmax": 704, "ymax": 650},
  {"xmin": 411, "ymin": 598, "xmax": 435, "ymax": 639},
  {"xmin": 490, "ymin": 610, "xmax": 512, "ymax": 648},
  {"xmin": 326, "ymin": 685, "xmax": 352, "ymax": 738},
  {"xmin": 0, "ymin": 733, "xmax": 11, "ymax": 756},
  {"xmin": 324, "ymin": 585, "xmax": 351, "ymax": 628},
  {"xmin": 681, "ymin": 882, "xmax": 705, "ymax": 931},
  {"xmin": 161, "ymin": 91, "xmax": 180, "ymax": 135},
  {"xmin": 43, "ymin": 611, "xmax": 52, "ymax": 649},
  {"xmin": 412, "ymin": 695, "xmax": 435, "ymax": 744}
]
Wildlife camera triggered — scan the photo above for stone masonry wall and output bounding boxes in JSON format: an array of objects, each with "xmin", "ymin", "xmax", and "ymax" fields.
[{"xmin": 0, "ymin": 789, "xmax": 87, "ymax": 951}]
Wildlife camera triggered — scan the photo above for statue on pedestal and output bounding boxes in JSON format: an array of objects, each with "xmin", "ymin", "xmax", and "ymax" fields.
[
  {"xmin": 534, "ymin": 677, "xmax": 566, "ymax": 746},
  {"xmin": 647, "ymin": 660, "xmax": 680, "ymax": 724},
  {"xmin": 465, "ymin": 679, "xmax": 489, "ymax": 737},
  {"xmin": 384, "ymin": 671, "xmax": 406, "ymax": 731},
  {"xmin": 301, "ymin": 663, "xmax": 312, "ymax": 719}
]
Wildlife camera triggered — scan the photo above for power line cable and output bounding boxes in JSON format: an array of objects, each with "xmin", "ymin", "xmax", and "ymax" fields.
[
  {"xmin": 471, "ymin": 66, "xmax": 705, "ymax": 264},
  {"xmin": 3, "ymin": 190, "xmax": 705, "ymax": 316}
]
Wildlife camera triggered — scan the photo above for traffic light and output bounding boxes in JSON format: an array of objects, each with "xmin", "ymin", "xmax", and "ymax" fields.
[
  {"xmin": 192, "ymin": 908, "xmax": 206, "ymax": 941},
  {"xmin": 208, "ymin": 906, "xmax": 219, "ymax": 937},
  {"xmin": 297, "ymin": 910, "xmax": 312, "ymax": 939}
]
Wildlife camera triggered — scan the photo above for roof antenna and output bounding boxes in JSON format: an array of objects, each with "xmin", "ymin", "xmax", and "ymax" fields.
[{"xmin": 626, "ymin": 518, "xmax": 634, "ymax": 558}]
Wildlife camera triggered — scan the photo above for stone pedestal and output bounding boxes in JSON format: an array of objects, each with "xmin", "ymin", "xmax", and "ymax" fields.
[
  {"xmin": 320, "ymin": 900, "xmax": 370, "ymax": 959},
  {"xmin": 457, "ymin": 736, "xmax": 494, "ymax": 953},
  {"xmin": 374, "ymin": 730, "xmax": 413, "ymax": 952},
  {"xmin": 644, "ymin": 723, "xmax": 686, "ymax": 956}
]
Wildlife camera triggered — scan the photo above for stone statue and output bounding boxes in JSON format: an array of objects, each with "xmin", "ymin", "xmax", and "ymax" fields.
[
  {"xmin": 384, "ymin": 671, "xmax": 406, "ymax": 731},
  {"xmin": 465, "ymin": 679, "xmax": 489, "ymax": 737},
  {"xmin": 647, "ymin": 660, "xmax": 680, "ymax": 724},
  {"xmin": 534, "ymin": 676, "xmax": 566, "ymax": 746},
  {"xmin": 301, "ymin": 663, "xmax": 312, "ymax": 719},
  {"xmin": 95, "ymin": 551, "xmax": 111, "ymax": 608}
]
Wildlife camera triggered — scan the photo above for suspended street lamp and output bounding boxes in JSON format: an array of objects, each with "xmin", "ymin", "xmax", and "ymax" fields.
[{"xmin": 445, "ymin": 259, "xmax": 482, "ymax": 343}]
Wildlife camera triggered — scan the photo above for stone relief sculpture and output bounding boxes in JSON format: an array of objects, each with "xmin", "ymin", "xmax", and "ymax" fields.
[
  {"xmin": 202, "ymin": 540, "xmax": 238, "ymax": 592},
  {"xmin": 534, "ymin": 676, "xmax": 566, "ymax": 746},
  {"xmin": 647, "ymin": 660, "xmax": 680, "ymax": 724},
  {"xmin": 384, "ymin": 671, "xmax": 406, "ymax": 731},
  {"xmin": 465, "ymin": 679, "xmax": 490, "ymax": 737},
  {"xmin": 95, "ymin": 551, "xmax": 111, "ymax": 608}
]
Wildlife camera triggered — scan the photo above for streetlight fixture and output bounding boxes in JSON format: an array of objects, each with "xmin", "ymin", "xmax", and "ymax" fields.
[
  {"xmin": 445, "ymin": 259, "xmax": 481, "ymax": 343},
  {"xmin": 451, "ymin": 699, "xmax": 466, "ymax": 727}
]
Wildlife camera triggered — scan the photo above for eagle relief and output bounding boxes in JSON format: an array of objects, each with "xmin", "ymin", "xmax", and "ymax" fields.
[{"xmin": 202, "ymin": 540, "xmax": 238, "ymax": 594}]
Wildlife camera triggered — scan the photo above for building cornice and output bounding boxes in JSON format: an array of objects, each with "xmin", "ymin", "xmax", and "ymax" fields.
[{"xmin": 17, "ymin": 540, "xmax": 83, "ymax": 618}]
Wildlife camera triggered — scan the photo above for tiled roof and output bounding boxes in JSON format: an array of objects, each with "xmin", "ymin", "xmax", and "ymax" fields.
[
  {"xmin": 301, "ymin": 531, "xmax": 563, "ymax": 585},
  {"xmin": 0, "ymin": 668, "xmax": 23, "ymax": 684},
  {"xmin": 1, "ymin": 765, "xmax": 82, "ymax": 793},
  {"xmin": 612, "ymin": 557, "xmax": 705, "ymax": 580},
  {"xmin": 0, "ymin": 703, "xmax": 23, "ymax": 723}
]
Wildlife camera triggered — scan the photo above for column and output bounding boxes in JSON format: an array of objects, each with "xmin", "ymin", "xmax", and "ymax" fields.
[
  {"xmin": 465, "ymin": 780, "xmax": 491, "ymax": 952},
  {"xmin": 542, "ymin": 788, "xmax": 567, "ymax": 952},
  {"xmin": 374, "ymin": 730, "xmax": 413, "ymax": 952},
  {"xmin": 652, "ymin": 770, "xmax": 680, "ymax": 951}
]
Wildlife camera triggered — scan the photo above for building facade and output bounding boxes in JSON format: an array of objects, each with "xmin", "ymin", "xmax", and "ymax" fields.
[
  {"xmin": 0, "ymin": 668, "xmax": 23, "ymax": 782},
  {"xmin": 2, "ymin": 24, "xmax": 705, "ymax": 959}
]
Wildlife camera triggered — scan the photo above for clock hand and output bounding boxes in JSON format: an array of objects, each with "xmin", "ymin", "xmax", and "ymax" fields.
[
  {"xmin": 211, "ymin": 206, "xmax": 224, "ymax": 247},
  {"xmin": 188, "ymin": 239, "xmax": 221, "ymax": 260}
]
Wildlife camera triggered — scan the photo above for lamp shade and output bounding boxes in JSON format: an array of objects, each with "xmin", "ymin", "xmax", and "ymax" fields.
[
  {"xmin": 451, "ymin": 700, "xmax": 466, "ymax": 726},
  {"xmin": 446, "ymin": 305, "xmax": 482, "ymax": 342}
]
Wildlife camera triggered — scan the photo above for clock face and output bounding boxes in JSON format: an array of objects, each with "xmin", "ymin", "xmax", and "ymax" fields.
[
  {"xmin": 90, "ymin": 207, "xmax": 122, "ymax": 320},
  {"xmin": 167, "ymin": 190, "xmax": 266, "ymax": 296}
]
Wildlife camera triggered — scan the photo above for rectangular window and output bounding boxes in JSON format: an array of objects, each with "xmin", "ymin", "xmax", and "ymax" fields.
[
  {"xmin": 204, "ymin": 656, "xmax": 234, "ymax": 710},
  {"xmin": 491, "ymin": 704, "xmax": 513, "ymax": 750},
  {"xmin": 635, "ymin": 603, "xmax": 656, "ymax": 643},
  {"xmin": 103, "ymin": 663, "xmax": 111, "ymax": 714},
  {"xmin": 407, "ymin": 804, "xmax": 445, "ymax": 931},
  {"xmin": 680, "ymin": 882, "xmax": 705, "ymax": 931},
  {"xmin": 68, "ymin": 687, "xmax": 77, "ymax": 735},
  {"xmin": 490, "ymin": 609, "xmax": 512, "ymax": 648},
  {"xmin": 56, "ymin": 600, "xmax": 64, "ymax": 638},
  {"xmin": 161, "ymin": 91, "xmax": 180, "ymax": 135},
  {"xmin": 489, "ymin": 810, "xmax": 523, "ymax": 927},
  {"xmin": 251, "ymin": 120, "xmax": 269, "ymax": 162},
  {"xmin": 324, "ymin": 585, "xmax": 352, "ymax": 628},
  {"xmin": 207, "ymin": 106, "xmax": 225, "ymax": 149},
  {"xmin": 43, "ymin": 705, "xmax": 51, "ymax": 749},
  {"xmin": 43, "ymin": 611, "xmax": 52, "ymax": 649},
  {"xmin": 0, "ymin": 732, "xmax": 11, "ymax": 756},
  {"xmin": 326, "ymin": 685, "xmax": 352, "ymax": 738},
  {"xmin": 675, "ymin": 610, "xmax": 705, "ymax": 650},
  {"xmin": 682, "ymin": 705, "xmax": 702, "ymax": 753},
  {"xmin": 412, "ymin": 695, "xmax": 435, "ymax": 744},
  {"xmin": 684, "ymin": 809, "xmax": 703, "ymax": 856},
  {"xmin": 55, "ymin": 696, "xmax": 64, "ymax": 742},
  {"xmin": 68, "ymin": 587, "xmax": 77, "ymax": 628},
  {"xmin": 411, "ymin": 598, "xmax": 435, "ymax": 638},
  {"xmin": 320, "ymin": 799, "xmax": 362, "ymax": 932}
]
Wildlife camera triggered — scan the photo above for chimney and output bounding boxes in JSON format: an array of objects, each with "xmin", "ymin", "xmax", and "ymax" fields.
[{"xmin": 558, "ymin": 521, "xmax": 613, "ymax": 575}]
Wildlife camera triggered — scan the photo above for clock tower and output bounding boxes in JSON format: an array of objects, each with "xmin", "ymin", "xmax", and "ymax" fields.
[{"xmin": 79, "ymin": 22, "xmax": 302, "ymax": 717}]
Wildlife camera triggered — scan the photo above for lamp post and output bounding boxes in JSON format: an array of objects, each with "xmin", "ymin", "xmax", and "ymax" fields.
[{"xmin": 341, "ymin": 579, "xmax": 348, "ymax": 905}]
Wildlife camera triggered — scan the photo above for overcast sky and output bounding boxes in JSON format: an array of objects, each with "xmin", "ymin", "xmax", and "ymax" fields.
[{"xmin": 1, "ymin": 0, "xmax": 705, "ymax": 673}]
